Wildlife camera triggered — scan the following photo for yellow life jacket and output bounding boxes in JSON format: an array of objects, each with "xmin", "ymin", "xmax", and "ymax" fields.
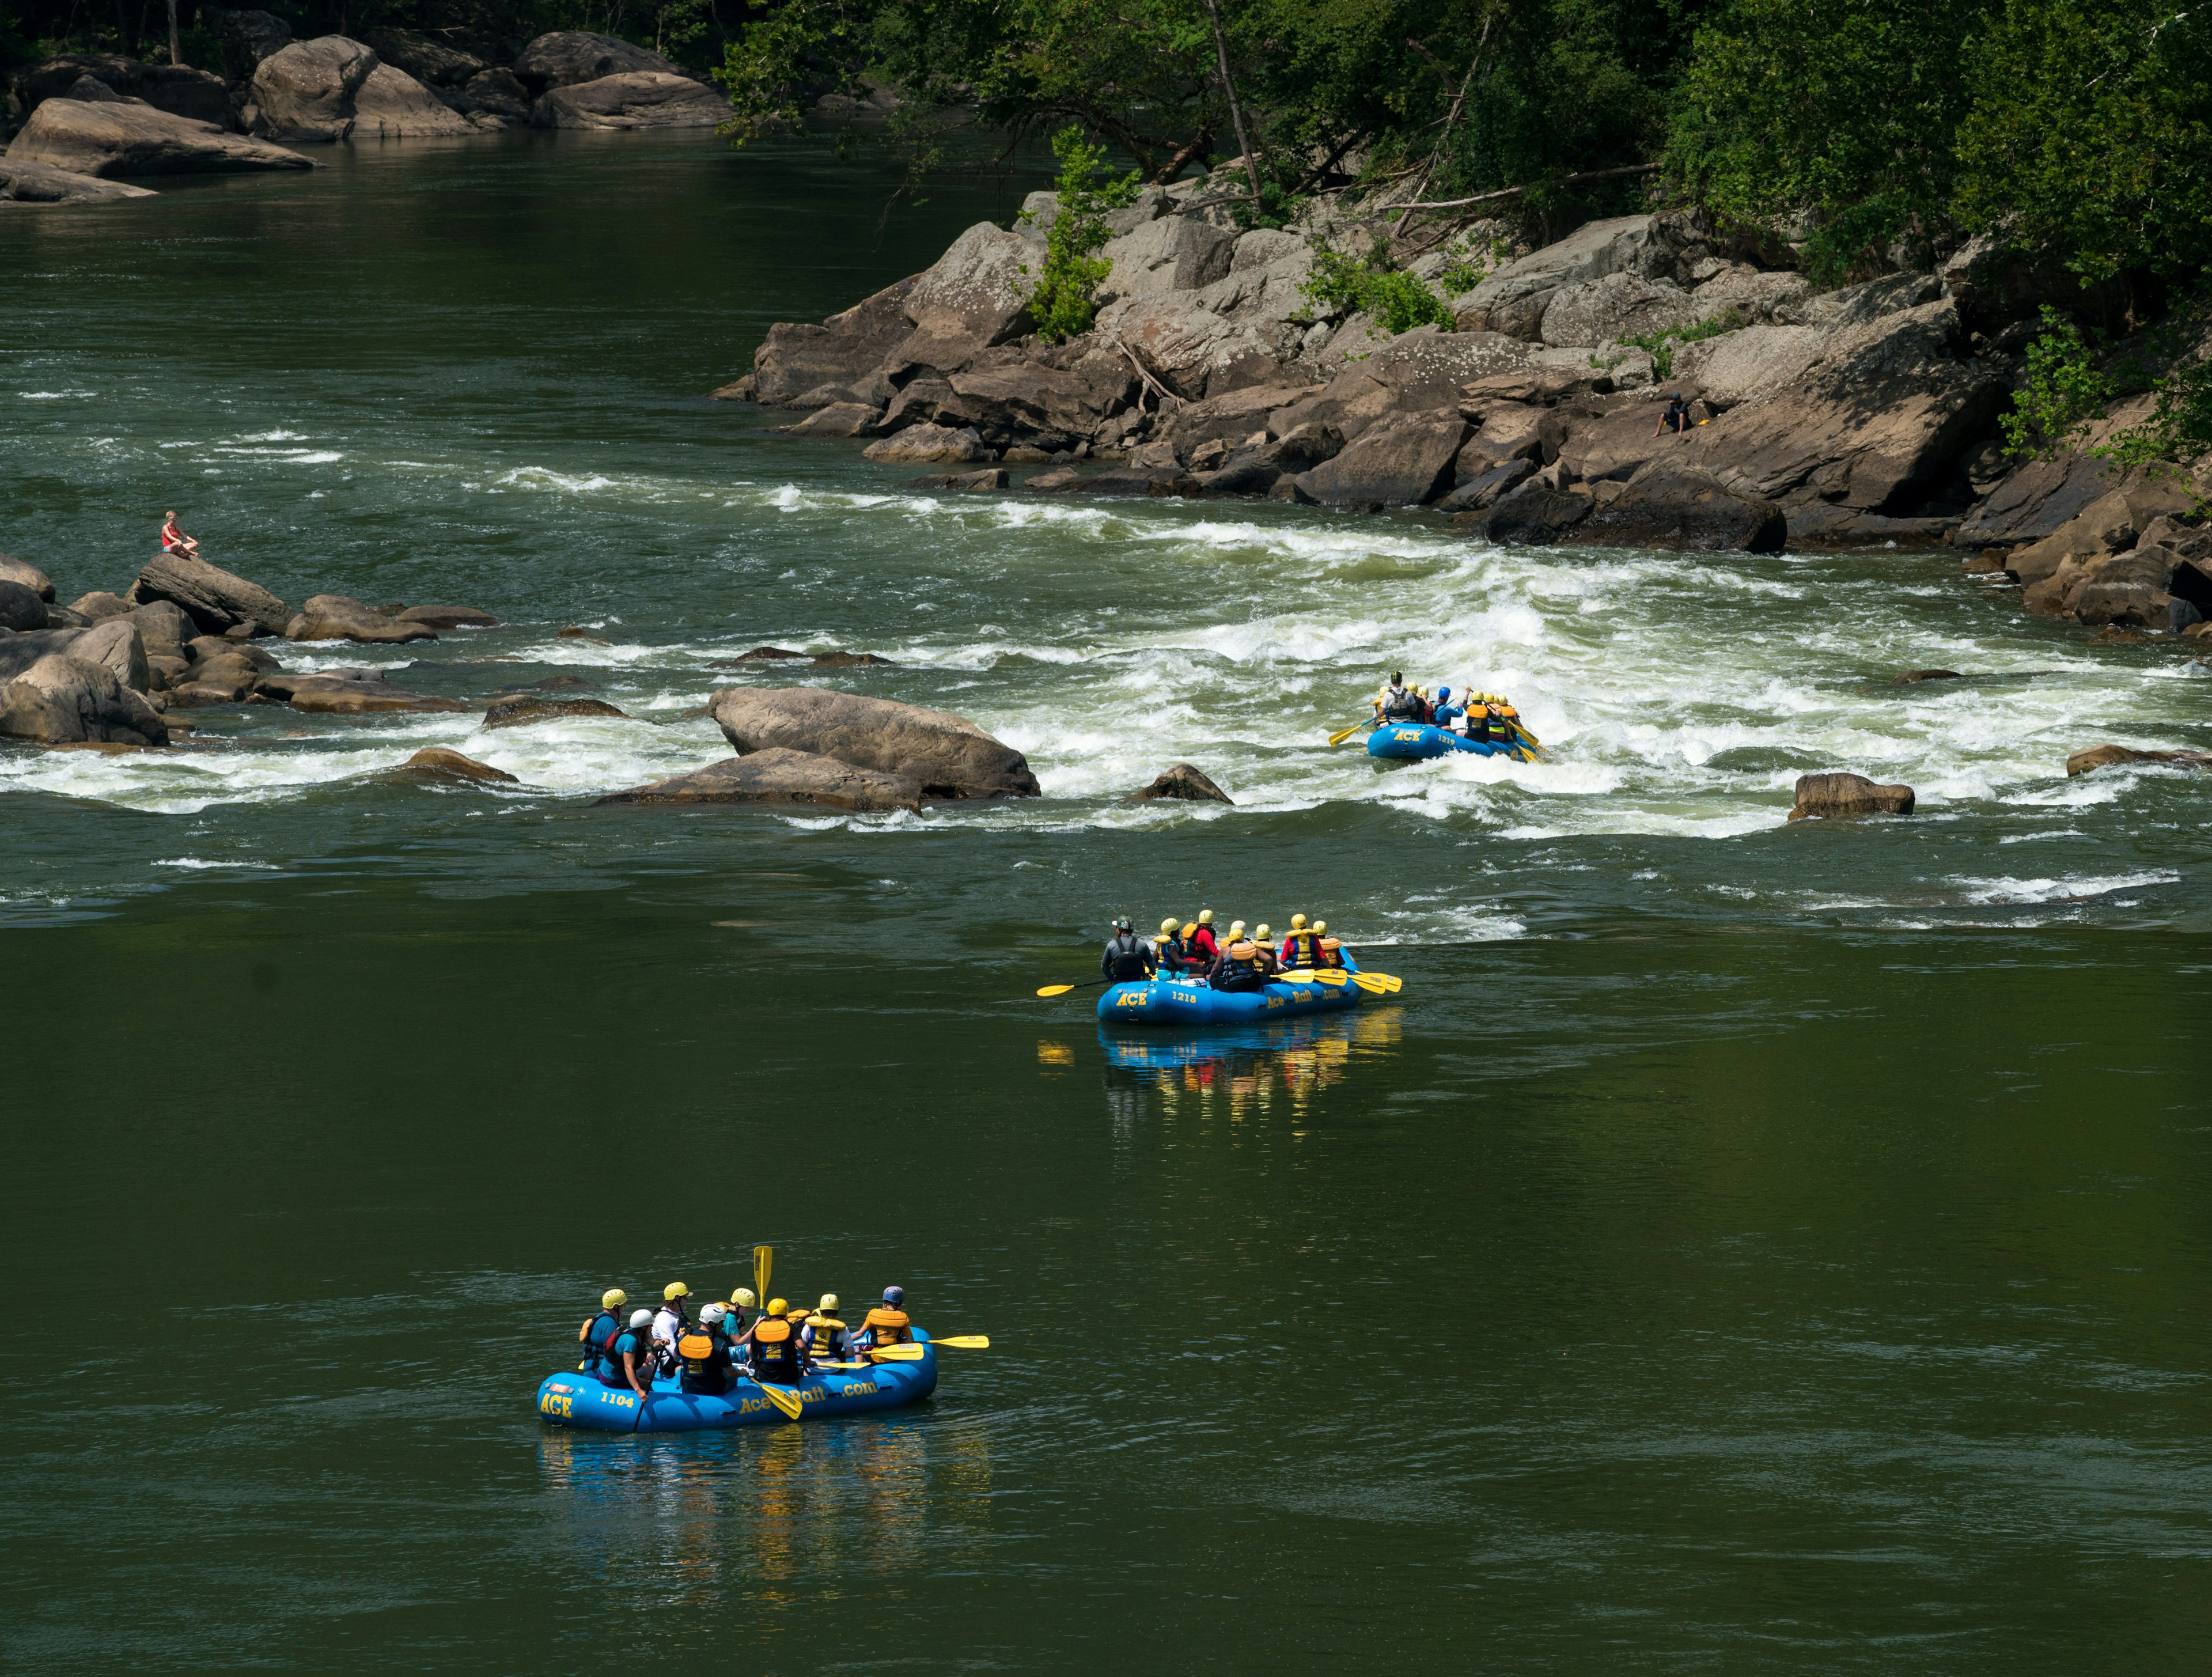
[
  {"xmin": 1318, "ymin": 937, "xmax": 1343, "ymax": 967},
  {"xmin": 1226, "ymin": 940, "xmax": 1256, "ymax": 961},
  {"xmin": 1284, "ymin": 931, "xmax": 1320, "ymax": 967},
  {"xmin": 864, "ymin": 1306, "xmax": 912, "ymax": 1345},
  {"xmin": 677, "ymin": 1330, "xmax": 718, "ymax": 1376},
  {"xmin": 804, "ymin": 1313, "xmax": 847, "ymax": 1357}
]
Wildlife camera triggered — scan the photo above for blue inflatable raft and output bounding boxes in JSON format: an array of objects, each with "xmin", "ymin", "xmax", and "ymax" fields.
[
  {"xmin": 1099, "ymin": 974, "xmax": 1362, "ymax": 1025},
  {"xmin": 536, "ymin": 1335, "xmax": 938, "ymax": 1433},
  {"xmin": 1366, "ymin": 723, "xmax": 1532, "ymax": 762}
]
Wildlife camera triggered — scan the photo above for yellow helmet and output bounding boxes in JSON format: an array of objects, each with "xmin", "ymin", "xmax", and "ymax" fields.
[
  {"xmin": 767, "ymin": 1297, "xmax": 789, "ymax": 1318},
  {"xmin": 601, "ymin": 1288, "xmax": 627, "ymax": 1309},
  {"xmin": 1313, "ymin": 919, "xmax": 1327, "ymax": 935},
  {"xmin": 732, "ymin": 1288, "xmax": 756, "ymax": 1308},
  {"xmin": 1197, "ymin": 909, "xmax": 1213, "ymax": 925},
  {"xmin": 1160, "ymin": 917, "xmax": 1179, "ymax": 934},
  {"xmin": 1256, "ymin": 923, "xmax": 1272, "ymax": 941},
  {"xmin": 1290, "ymin": 914, "xmax": 1308, "ymax": 931},
  {"xmin": 819, "ymin": 1293, "xmax": 839, "ymax": 1311},
  {"xmin": 664, "ymin": 1282, "xmax": 690, "ymax": 1300}
]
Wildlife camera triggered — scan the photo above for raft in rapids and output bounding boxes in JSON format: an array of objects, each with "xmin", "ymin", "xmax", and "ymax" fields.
[
  {"xmin": 536, "ymin": 1335, "xmax": 938, "ymax": 1433},
  {"xmin": 1366, "ymin": 723, "xmax": 1535, "ymax": 763},
  {"xmin": 1099, "ymin": 974, "xmax": 1363, "ymax": 1025}
]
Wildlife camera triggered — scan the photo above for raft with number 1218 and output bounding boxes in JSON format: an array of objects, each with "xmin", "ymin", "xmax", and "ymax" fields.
[
  {"xmin": 535, "ymin": 1334, "xmax": 938, "ymax": 1432},
  {"xmin": 1098, "ymin": 973, "xmax": 1365, "ymax": 1025},
  {"xmin": 1366, "ymin": 723, "xmax": 1535, "ymax": 762}
]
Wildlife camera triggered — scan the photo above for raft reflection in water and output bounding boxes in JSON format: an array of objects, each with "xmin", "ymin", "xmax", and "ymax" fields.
[{"xmin": 1100, "ymin": 1010, "xmax": 1403, "ymax": 1120}]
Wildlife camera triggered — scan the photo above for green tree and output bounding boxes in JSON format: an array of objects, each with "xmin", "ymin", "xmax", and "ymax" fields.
[{"xmin": 1014, "ymin": 127, "xmax": 1143, "ymax": 342}]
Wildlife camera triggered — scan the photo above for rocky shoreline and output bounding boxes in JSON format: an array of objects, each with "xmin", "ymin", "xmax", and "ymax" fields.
[
  {"xmin": 728, "ymin": 194, "xmax": 2212, "ymax": 648},
  {"xmin": 1, "ymin": 24, "xmax": 718, "ymax": 202}
]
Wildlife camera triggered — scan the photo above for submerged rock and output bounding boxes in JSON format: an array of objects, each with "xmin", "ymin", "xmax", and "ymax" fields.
[
  {"xmin": 482, "ymin": 696, "xmax": 630, "ymax": 730},
  {"xmin": 1133, "ymin": 763, "xmax": 1233, "ymax": 804},
  {"xmin": 0, "ymin": 156, "xmax": 158, "ymax": 205},
  {"xmin": 1893, "ymin": 669, "xmax": 1966, "ymax": 685},
  {"xmin": 392, "ymin": 747, "xmax": 518, "ymax": 784},
  {"xmin": 257, "ymin": 669, "xmax": 467, "ymax": 714},
  {"xmin": 907, "ymin": 469, "xmax": 1006, "ymax": 491},
  {"xmin": 1788, "ymin": 772, "xmax": 1915, "ymax": 820},
  {"xmin": 2066, "ymin": 744, "xmax": 2212, "ymax": 776},
  {"xmin": 596, "ymin": 747, "xmax": 924, "ymax": 813},
  {"xmin": 395, "ymin": 604, "xmax": 498, "ymax": 629},
  {"xmin": 710, "ymin": 686, "xmax": 1039, "ymax": 799}
]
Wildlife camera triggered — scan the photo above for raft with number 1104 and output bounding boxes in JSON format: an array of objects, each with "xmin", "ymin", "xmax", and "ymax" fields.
[{"xmin": 536, "ymin": 1334, "xmax": 941, "ymax": 1433}]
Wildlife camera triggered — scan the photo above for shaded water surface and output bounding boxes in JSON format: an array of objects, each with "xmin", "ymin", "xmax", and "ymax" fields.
[{"xmin": 2, "ymin": 133, "xmax": 2210, "ymax": 1674}]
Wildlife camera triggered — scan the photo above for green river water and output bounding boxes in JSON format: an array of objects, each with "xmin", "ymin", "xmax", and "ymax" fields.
[{"xmin": 3, "ymin": 131, "xmax": 2210, "ymax": 1673}]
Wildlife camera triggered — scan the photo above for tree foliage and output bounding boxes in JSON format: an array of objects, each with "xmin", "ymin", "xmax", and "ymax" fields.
[{"xmin": 1014, "ymin": 127, "xmax": 1142, "ymax": 343}]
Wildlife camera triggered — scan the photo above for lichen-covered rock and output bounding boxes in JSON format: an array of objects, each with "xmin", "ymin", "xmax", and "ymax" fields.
[
  {"xmin": 596, "ymin": 747, "xmax": 926, "ymax": 813},
  {"xmin": 1097, "ymin": 215, "xmax": 1240, "ymax": 304},
  {"xmin": 1539, "ymin": 272, "xmax": 1707, "ymax": 349},
  {"xmin": 1456, "ymin": 215, "xmax": 1673, "ymax": 339},
  {"xmin": 710, "ymin": 686, "xmax": 1039, "ymax": 799},
  {"xmin": 1668, "ymin": 324, "xmax": 1828, "ymax": 408},
  {"xmin": 1788, "ymin": 772, "xmax": 1915, "ymax": 820}
]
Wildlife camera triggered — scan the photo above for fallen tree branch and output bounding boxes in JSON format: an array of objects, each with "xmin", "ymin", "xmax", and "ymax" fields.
[
  {"xmin": 1396, "ymin": 162, "xmax": 1660, "ymax": 213},
  {"xmin": 1114, "ymin": 338, "xmax": 1177, "ymax": 411}
]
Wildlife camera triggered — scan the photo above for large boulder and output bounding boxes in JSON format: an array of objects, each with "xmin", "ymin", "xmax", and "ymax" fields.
[
  {"xmin": 1100, "ymin": 293, "xmax": 1302, "ymax": 400},
  {"xmin": 1291, "ymin": 410, "xmax": 1469, "ymax": 506},
  {"xmin": 0, "ymin": 652, "xmax": 167, "ymax": 745},
  {"xmin": 2004, "ymin": 478, "xmax": 2196, "ymax": 587},
  {"xmin": 6, "ymin": 97, "xmax": 310, "ymax": 175},
  {"xmin": 533, "ymin": 73, "xmax": 724, "ymax": 130},
  {"xmin": 1788, "ymin": 772, "xmax": 1915, "ymax": 820},
  {"xmin": 1475, "ymin": 482, "xmax": 1595, "ymax": 544},
  {"xmin": 513, "ymin": 32, "xmax": 685, "ymax": 94},
  {"xmin": 481, "ymin": 696, "xmax": 628, "ymax": 729},
  {"xmin": 69, "ymin": 618, "xmax": 151, "ymax": 691},
  {"xmin": 1097, "ymin": 215, "xmax": 1240, "ymax": 304},
  {"xmin": 1575, "ymin": 466, "xmax": 1787, "ymax": 552},
  {"xmin": 12, "ymin": 54, "xmax": 231, "ymax": 126},
  {"xmin": 361, "ymin": 30, "xmax": 484, "ymax": 89},
  {"xmin": 0, "ymin": 154, "xmax": 158, "ymax": 203},
  {"xmin": 752, "ymin": 276, "xmax": 918, "ymax": 406},
  {"xmin": 1133, "ymin": 763, "xmax": 1232, "ymax": 804},
  {"xmin": 0, "ymin": 580, "xmax": 47, "ymax": 631},
  {"xmin": 2066, "ymin": 743, "xmax": 2212, "ymax": 776},
  {"xmin": 1956, "ymin": 451, "xmax": 2125, "ymax": 550},
  {"xmin": 252, "ymin": 38, "xmax": 472, "ymax": 141},
  {"xmin": 890, "ymin": 223, "xmax": 1037, "ymax": 361},
  {"xmin": 1668, "ymin": 324, "xmax": 1828, "ymax": 408},
  {"xmin": 941, "ymin": 355, "xmax": 1135, "ymax": 453},
  {"xmin": 1539, "ymin": 272, "xmax": 1707, "ymax": 349},
  {"xmin": 709, "ymin": 686, "xmax": 1040, "ymax": 799},
  {"xmin": 0, "ymin": 558, "xmax": 54, "ymax": 601},
  {"xmin": 285, "ymin": 595, "xmax": 438, "ymax": 643},
  {"xmin": 0, "ymin": 628, "xmax": 86, "ymax": 682},
  {"xmin": 123, "ymin": 599, "xmax": 193, "ymax": 658},
  {"xmin": 1270, "ymin": 328, "xmax": 1535, "ymax": 441},
  {"xmin": 391, "ymin": 747, "xmax": 518, "ymax": 785},
  {"xmin": 861, "ymin": 423, "xmax": 990, "ymax": 464},
  {"xmin": 131, "ymin": 552, "xmax": 293, "ymax": 636},
  {"xmin": 212, "ymin": 10, "xmax": 293, "ymax": 80},
  {"xmin": 1457, "ymin": 215, "xmax": 1677, "ymax": 340},
  {"xmin": 1204, "ymin": 423, "xmax": 1344, "ymax": 495},
  {"xmin": 596, "ymin": 748, "xmax": 925, "ymax": 813}
]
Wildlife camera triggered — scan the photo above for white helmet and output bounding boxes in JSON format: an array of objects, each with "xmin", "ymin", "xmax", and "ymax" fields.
[
  {"xmin": 701, "ymin": 1302, "xmax": 728, "ymax": 1324},
  {"xmin": 628, "ymin": 1309, "xmax": 653, "ymax": 1328}
]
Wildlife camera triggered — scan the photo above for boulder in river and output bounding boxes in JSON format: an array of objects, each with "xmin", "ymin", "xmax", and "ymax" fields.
[
  {"xmin": 907, "ymin": 468, "xmax": 1007, "ymax": 491},
  {"xmin": 481, "ymin": 696, "xmax": 630, "ymax": 730},
  {"xmin": 2065, "ymin": 744, "xmax": 2212, "ymax": 777},
  {"xmin": 863, "ymin": 423, "xmax": 991, "ymax": 464},
  {"xmin": 0, "ymin": 558, "xmax": 55, "ymax": 602},
  {"xmin": 1472, "ymin": 482, "xmax": 1596, "ymax": 544},
  {"xmin": 251, "ymin": 37, "xmax": 472, "ymax": 141},
  {"xmin": 7, "ymin": 94, "xmax": 312, "ymax": 176},
  {"xmin": 596, "ymin": 747, "xmax": 926, "ymax": 813},
  {"xmin": 394, "ymin": 604, "xmax": 498, "ymax": 629},
  {"xmin": 0, "ymin": 156, "xmax": 158, "ymax": 204},
  {"xmin": 286, "ymin": 595, "xmax": 437, "ymax": 644},
  {"xmin": 13, "ymin": 52, "xmax": 233, "ymax": 124},
  {"xmin": 123, "ymin": 600, "xmax": 194, "ymax": 658},
  {"xmin": 256, "ymin": 669, "xmax": 467, "ymax": 714},
  {"xmin": 710, "ymin": 686, "xmax": 1040, "ymax": 799},
  {"xmin": 392, "ymin": 747, "xmax": 518, "ymax": 785},
  {"xmin": 1576, "ymin": 466, "xmax": 1787, "ymax": 552},
  {"xmin": 1133, "ymin": 763, "xmax": 1233, "ymax": 804},
  {"xmin": 786, "ymin": 403, "xmax": 882, "ymax": 438},
  {"xmin": 70, "ymin": 619, "xmax": 151, "ymax": 692},
  {"xmin": 0, "ymin": 580, "xmax": 48, "ymax": 631},
  {"xmin": 513, "ymin": 31, "xmax": 687, "ymax": 92},
  {"xmin": 0, "ymin": 652, "xmax": 168, "ymax": 745},
  {"xmin": 1893, "ymin": 669, "xmax": 1966, "ymax": 685},
  {"xmin": 131, "ymin": 552, "xmax": 293, "ymax": 637},
  {"xmin": 1290, "ymin": 410, "xmax": 1469, "ymax": 506},
  {"xmin": 751, "ymin": 277, "xmax": 918, "ymax": 406},
  {"xmin": 1788, "ymin": 772, "xmax": 1915, "ymax": 821},
  {"xmin": 534, "ymin": 73, "xmax": 725, "ymax": 130},
  {"xmin": 67, "ymin": 590, "xmax": 128, "ymax": 622}
]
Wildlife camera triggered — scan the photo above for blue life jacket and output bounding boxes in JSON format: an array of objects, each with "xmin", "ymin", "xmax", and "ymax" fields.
[
  {"xmin": 579, "ymin": 1309, "xmax": 622, "ymax": 1376},
  {"xmin": 601, "ymin": 1328, "xmax": 650, "ymax": 1390}
]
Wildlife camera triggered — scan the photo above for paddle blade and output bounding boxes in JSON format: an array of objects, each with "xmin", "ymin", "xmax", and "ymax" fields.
[
  {"xmin": 752, "ymin": 1244, "xmax": 771, "ymax": 1305},
  {"xmin": 815, "ymin": 1360, "xmax": 869, "ymax": 1370},
  {"xmin": 759, "ymin": 1382, "xmax": 802, "ymax": 1419},
  {"xmin": 1353, "ymin": 972, "xmax": 1398, "ymax": 993},
  {"xmin": 869, "ymin": 1343, "xmax": 926, "ymax": 1361},
  {"xmin": 1036, "ymin": 983, "xmax": 1078, "ymax": 997},
  {"xmin": 1278, "ymin": 970, "xmax": 1317, "ymax": 984},
  {"xmin": 1328, "ymin": 722, "xmax": 1368, "ymax": 747},
  {"xmin": 1311, "ymin": 969, "xmax": 1350, "ymax": 987},
  {"xmin": 932, "ymin": 1335, "xmax": 990, "ymax": 1349}
]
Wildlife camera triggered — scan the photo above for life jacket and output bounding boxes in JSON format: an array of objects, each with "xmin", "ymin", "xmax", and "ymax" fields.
[
  {"xmin": 803, "ymin": 1313, "xmax": 849, "ymax": 1362},
  {"xmin": 677, "ymin": 1326, "xmax": 732, "ymax": 1393},
  {"xmin": 863, "ymin": 1306, "xmax": 912, "ymax": 1346},
  {"xmin": 751, "ymin": 1316, "xmax": 798, "ymax": 1376},
  {"xmin": 1188, "ymin": 925, "xmax": 1219, "ymax": 961},
  {"xmin": 577, "ymin": 1309, "xmax": 621, "ymax": 1374},
  {"xmin": 1282, "ymin": 931, "xmax": 1320, "ymax": 968},
  {"xmin": 1317, "ymin": 936, "xmax": 1343, "ymax": 968},
  {"xmin": 601, "ymin": 1328, "xmax": 650, "ymax": 1388},
  {"xmin": 1104, "ymin": 931, "xmax": 1152, "ymax": 981},
  {"xmin": 1381, "ymin": 686, "xmax": 1420, "ymax": 722},
  {"xmin": 1224, "ymin": 940, "xmax": 1257, "ymax": 968},
  {"xmin": 1157, "ymin": 935, "xmax": 1188, "ymax": 972}
]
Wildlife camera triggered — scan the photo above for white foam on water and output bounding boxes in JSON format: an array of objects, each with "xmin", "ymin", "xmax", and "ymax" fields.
[
  {"xmin": 153, "ymin": 857, "xmax": 281, "ymax": 870},
  {"xmin": 19, "ymin": 389, "xmax": 96, "ymax": 399},
  {"xmin": 1952, "ymin": 871, "xmax": 2180, "ymax": 906}
]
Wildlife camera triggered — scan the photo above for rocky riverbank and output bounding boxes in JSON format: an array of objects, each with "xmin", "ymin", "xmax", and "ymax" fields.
[
  {"xmin": 729, "ymin": 191, "xmax": 2212, "ymax": 647},
  {"xmin": 0, "ymin": 23, "xmax": 719, "ymax": 198}
]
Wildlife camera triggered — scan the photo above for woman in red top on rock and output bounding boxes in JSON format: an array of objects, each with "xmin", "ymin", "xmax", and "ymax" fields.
[{"xmin": 160, "ymin": 511, "xmax": 199, "ymax": 559}]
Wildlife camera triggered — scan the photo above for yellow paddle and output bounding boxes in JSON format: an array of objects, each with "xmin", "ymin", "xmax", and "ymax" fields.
[
  {"xmin": 1280, "ymin": 968, "xmax": 1350, "ymax": 987},
  {"xmin": 867, "ymin": 1343, "xmax": 926, "ymax": 1361},
  {"xmin": 1351, "ymin": 971, "xmax": 1402, "ymax": 994},
  {"xmin": 1328, "ymin": 718, "xmax": 1374, "ymax": 747},
  {"xmin": 754, "ymin": 1381, "xmax": 803, "ymax": 1419},
  {"xmin": 1036, "ymin": 977, "xmax": 1112, "ymax": 998},
  {"xmin": 930, "ymin": 1335, "xmax": 990, "ymax": 1349},
  {"xmin": 752, "ymin": 1244, "xmax": 772, "ymax": 1307}
]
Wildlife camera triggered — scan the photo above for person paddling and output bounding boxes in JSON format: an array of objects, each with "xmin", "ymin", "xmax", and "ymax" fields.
[
  {"xmin": 1186, "ymin": 910, "xmax": 1221, "ymax": 967},
  {"xmin": 856, "ymin": 1286, "xmax": 914, "ymax": 1352},
  {"xmin": 1101, "ymin": 916, "xmax": 1156, "ymax": 983},
  {"xmin": 1156, "ymin": 918, "xmax": 1192, "ymax": 975},
  {"xmin": 159, "ymin": 510, "xmax": 200, "ymax": 559},
  {"xmin": 736, "ymin": 1298, "xmax": 804, "ymax": 1386},
  {"xmin": 578, "ymin": 1288, "xmax": 627, "ymax": 1377}
]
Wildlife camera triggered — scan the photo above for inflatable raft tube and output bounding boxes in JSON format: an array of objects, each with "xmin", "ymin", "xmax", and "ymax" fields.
[
  {"xmin": 536, "ymin": 1334, "xmax": 938, "ymax": 1433},
  {"xmin": 1366, "ymin": 724, "xmax": 1531, "ymax": 762},
  {"xmin": 1099, "ymin": 974, "xmax": 1362, "ymax": 1025}
]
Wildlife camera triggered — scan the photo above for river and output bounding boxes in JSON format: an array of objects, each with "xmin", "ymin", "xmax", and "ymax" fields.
[{"xmin": 3, "ymin": 130, "xmax": 2209, "ymax": 1672}]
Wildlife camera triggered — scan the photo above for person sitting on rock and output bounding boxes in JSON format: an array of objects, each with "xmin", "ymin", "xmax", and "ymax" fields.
[
  {"xmin": 855, "ymin": 1286, "xmax": 914, "ymax": 1352},
  {"xmin": 159, "ymin": 510, "xmax": 199, "ymax": 559},
  {"xmin": 601, "ymin": 1308, "xmax": 657, "ymax": 1400},
  {"xmin": 1101, "ymin": 915, "xmax": 1156, "ymax": 983},
  {"xmin": 1653, "ymin": 394, "xmax": 1692, "ymax": 437}
]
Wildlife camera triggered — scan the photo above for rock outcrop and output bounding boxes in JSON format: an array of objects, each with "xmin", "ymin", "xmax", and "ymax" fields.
[
  {"xmin": 513, "ymin": 31, "xmax": 688, "ymax": 93},
  {"xmin": 0, "ymin": 580, "xmax": 47, "ymax": 631},
  {"xmin": 596, "ymin": 747, "xmax": 926, "ymax": 813},
  {"xmin": 6, "ymin": 97, "xmax": 311, "ymax": 175},
  {"xmin": 285, "ymin": 595, "xmax": 438, "ymax": 643},
  {"xmin": 1576, "ymin": 467, "xmax": 1787, "ymax": 552},
  {"xmin": 535, "ymin": 73, "xmax": 724, "ymax": 130},
  {"xmin": 1788, "ymin": 772, "xmax": 1916, "ymax": 820},
  {"xmin": 393, "ymin": 747, "xmax": 518, "ymax": 784},
  {"xmin": 0, "ymin": 155, "xmax": 158, "ymax": 203},
  {"xmin": 709, "ymin": 686, "xmax": 1040, "ymax": 798},
  {"xmin": 131, "ymin": 552, "xmax": 293, "ymax": 637},
  {"xmin": 1134, "ymin": 763, "xmax": 1233, "ymax": 804},
  {"xmin": 251, "ymin": 37, "xmax": 472, "ymax": 141},
  {"xmin": 2066, "ymin": 744, "xmax": 2212, "ymax": 776},
  {"xmin": 0, "ymin": 652, "xmax": 167, "ymax": 745},
  {"xmin": 12, "ymin": 53, "xmax": 232, "ymax": 126},
  {"xmin": 482, "ymin": 696, "xmax": 629, "ymax": 729}
]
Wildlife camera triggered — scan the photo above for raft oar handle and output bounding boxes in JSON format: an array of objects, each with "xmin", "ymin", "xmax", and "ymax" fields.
[{"xmin": 1036, "ymin": 976, "xmax": 1113, "ymax": 998}]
